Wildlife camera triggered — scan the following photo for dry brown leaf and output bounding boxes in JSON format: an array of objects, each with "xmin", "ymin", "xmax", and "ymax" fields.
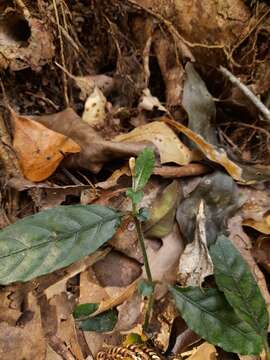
[
  {"xmin": 150, "ymin": 296, "xmax": 178, "ymax": 352},
  {"xmin": 115, "ymin": 121, "xmax": 192, "ymax": 165},
  {"xmin": 114, "ymin": 291, "xmax": 143, "ymax": 332},
  {"xmin": 146, "ymin": 223, "xmax": 184, "ymax": 299},
  {"xmin": 178, "ymin": 200, "xmax": 213, "ymax": 286},
  {"xmin": 163, "ymin": 117, "xmax": 244, "ymax": 181},
  {"xmin": 138, "ymin": 88, "xmax": 168, "ymax": 112},
  {"xmin": 182, "ymin": 342, "xmax": 217, "ymax": 360},
  {"xmin": 90, "ymin": 282, "xmax": 139, "ymax": 318},
  {"xmin": 49, "ymin": 293, "xmax": 84, "ymax": 360},
  {"xmin": 32, "ymin": 108, "xmax": 150, "ymax": 173},
  {"xmin": 11, "ymin": 110, "xmax": 80, "ymax": 182},
  {"xmin": 243, "ymin": 217, "xmax": 270, "ymax": 235},
  {"xmin": 93, "ymin": 251, "xmax": 142, "ymax": 287},
  {"xmin": 96, "ymin": 165, "xmax": 130, "ymax": 190},
  {"xmin": 252, "ymin": 235, "xmax": 270, "ymax": 274},
  {"xmin": 0, "ymin": 293, "xmax": 46, "ymax": 360}
]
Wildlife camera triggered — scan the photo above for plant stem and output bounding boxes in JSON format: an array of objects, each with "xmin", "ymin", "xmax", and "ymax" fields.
[
  {"xmin": 143, "ymin": 287, "xmax": 155, "ymax": 331},
  {"xmin": 132, "ymin": 204, "xmax": 152, "ymax": 283},
  {"xmin": 264, "ymin": 338, "xmax": 270, "ymax": 360},
  {"xmin": 132, "ymin": 203, "xmax": 154, "ymax": 330}
]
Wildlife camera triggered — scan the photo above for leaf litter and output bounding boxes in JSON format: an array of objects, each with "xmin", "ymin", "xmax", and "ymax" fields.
[{"xmin": 0, "ymin": 0, "xmax": 270, "ymax": 359}]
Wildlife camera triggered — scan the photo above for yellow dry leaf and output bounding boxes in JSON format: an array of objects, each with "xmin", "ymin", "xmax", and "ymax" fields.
[
  {"xmin": 114, "ymin": 121, "xmax": 192, "ymax": 165},
  {"xmin": 243, "ymin": 218, "xmax": 270, "ymax": 235},
  {"xmin": 183, "ymin": 342, "xmax": 217, "ymax": 360},
  {"xmin": 11, "ymin": 110, "xmax": 80, "ymax": 182},
  {"xmin": 163, "ymin": 117, "xmax": 243, "ymax": 182}
]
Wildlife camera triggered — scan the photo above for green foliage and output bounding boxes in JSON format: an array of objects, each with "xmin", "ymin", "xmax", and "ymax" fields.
[
  {"xmin": 73, "ymin": 303, "xmax": 99, "ymax": 319},
  {"xmin": 210, "ymin": 236, "xmax": 269, "ymax": 338},
  {"xmin": 170, "ymin": 286, "xmax": 263, "ymax": 355},
  {"xmin": 77, "ymin": 309, "xmax": 118, "ymax": 332},
  {"xmin": 133, "ymin": 147, "xmax": 155, "ymax": 192},
  {"xmin": 138, "ymin": 279, "xmax": 155, "ymax": 297},
  {"xmin": 126, "ymin": 189, "xmax": 144, "ymax": 205},
  {"xmin": 0, "ymin": 205, "xmax": 120, "ymax": 284}
]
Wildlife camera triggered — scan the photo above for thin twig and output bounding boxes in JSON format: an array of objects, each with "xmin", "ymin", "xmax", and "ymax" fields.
[
  {"xmin": 220, "ymin": 66, "xmax": 270, "ymax": 123},
  {"xmin": 52, "ymin": 0, "xmax": 69, "ymax": 106}
]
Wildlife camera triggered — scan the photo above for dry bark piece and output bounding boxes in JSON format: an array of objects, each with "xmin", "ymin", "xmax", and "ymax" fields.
[
  {"xmin": 11, "ymin": 109, "xmax": 80, "ymax": 182},
  {"xmin": 153, "ymin": 164, "xmax": 210, "ymax": 178},
  {"xmin": 153, "ymin": 31, "xmax": 185, "ymax": 107}
]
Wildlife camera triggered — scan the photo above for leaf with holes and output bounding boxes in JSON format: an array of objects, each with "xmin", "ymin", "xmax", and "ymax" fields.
[
  {"xmin": 0, "ymin": 205, "xmax": 120, "ymax": 284},
  {"xmin": 210, "ymin": 235, "xmax": 269, "ymax": 337},
  {"xmin": 170, "ymin": 286, "xmax": 263, "ymax": 355}
]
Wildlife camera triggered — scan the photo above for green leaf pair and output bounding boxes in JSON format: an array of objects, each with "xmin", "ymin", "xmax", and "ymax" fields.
[{"xmin": 171, "ymin": 235, "xmax": 269, "ymax": 355}]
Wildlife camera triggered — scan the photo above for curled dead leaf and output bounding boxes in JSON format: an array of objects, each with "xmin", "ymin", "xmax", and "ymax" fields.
[
  {"xmin": 178, "ymin": 200, "xmax": 213, "ymax": 286},
  {"xmin": 243, "ymin": 217, "xmax": 270, "ymax": 235},
  {"xmin": 163, "ymin": 117, "xmax": 243, "ymax": 181},
  {"xmin": 11, "ymin": 109, "xmax": 80, "ymax": 182}
]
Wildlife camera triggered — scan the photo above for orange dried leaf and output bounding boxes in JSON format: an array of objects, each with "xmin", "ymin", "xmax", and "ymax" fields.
[{"xmin": 12, "ymin": 111, "xmax": 80, "ymax": 182}]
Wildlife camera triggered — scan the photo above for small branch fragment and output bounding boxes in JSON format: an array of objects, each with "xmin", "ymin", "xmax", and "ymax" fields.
[{"xmin": 220, "ymin": 66, "xmax": 270, "ymax": 123}]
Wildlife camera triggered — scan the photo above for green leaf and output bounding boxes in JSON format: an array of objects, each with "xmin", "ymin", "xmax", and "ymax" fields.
[
  {"xmin": 170, "ymin": 286, "xmax": 263, "ymax": 355},
  {"xmin": 133, "ymin": 148, "xmax": 155, "ymax": 192},
  {"xmin": 210, "ymin": 235, "xmax": 269, "ymax": 337},
  {"xmin": 138, "ymin": 279, "xmax": 155, "ymax": 297},
  {"xmin": 126, "ymin": 189, "xmax": 144, "ymax": 205},
  {"xmin": 78, "ymin": 309, "xmax": 118, "ymax": 332},
  {"xmin": 0, "ymin": 205, "xmax": 121, "ymax": 284},
  {"xmin": 73, "ymin": 303, "xmax": 99, "ymax": 319}
]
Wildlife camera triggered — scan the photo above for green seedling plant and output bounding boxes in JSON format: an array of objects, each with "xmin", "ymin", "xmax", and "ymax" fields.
[
  {"xmin": 0, "ymin": 147, "xmax": 268, "ymax": 357},
  {"xmin": 126, "ymin": 148, "xmax": 156, "ymax": 330}
]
